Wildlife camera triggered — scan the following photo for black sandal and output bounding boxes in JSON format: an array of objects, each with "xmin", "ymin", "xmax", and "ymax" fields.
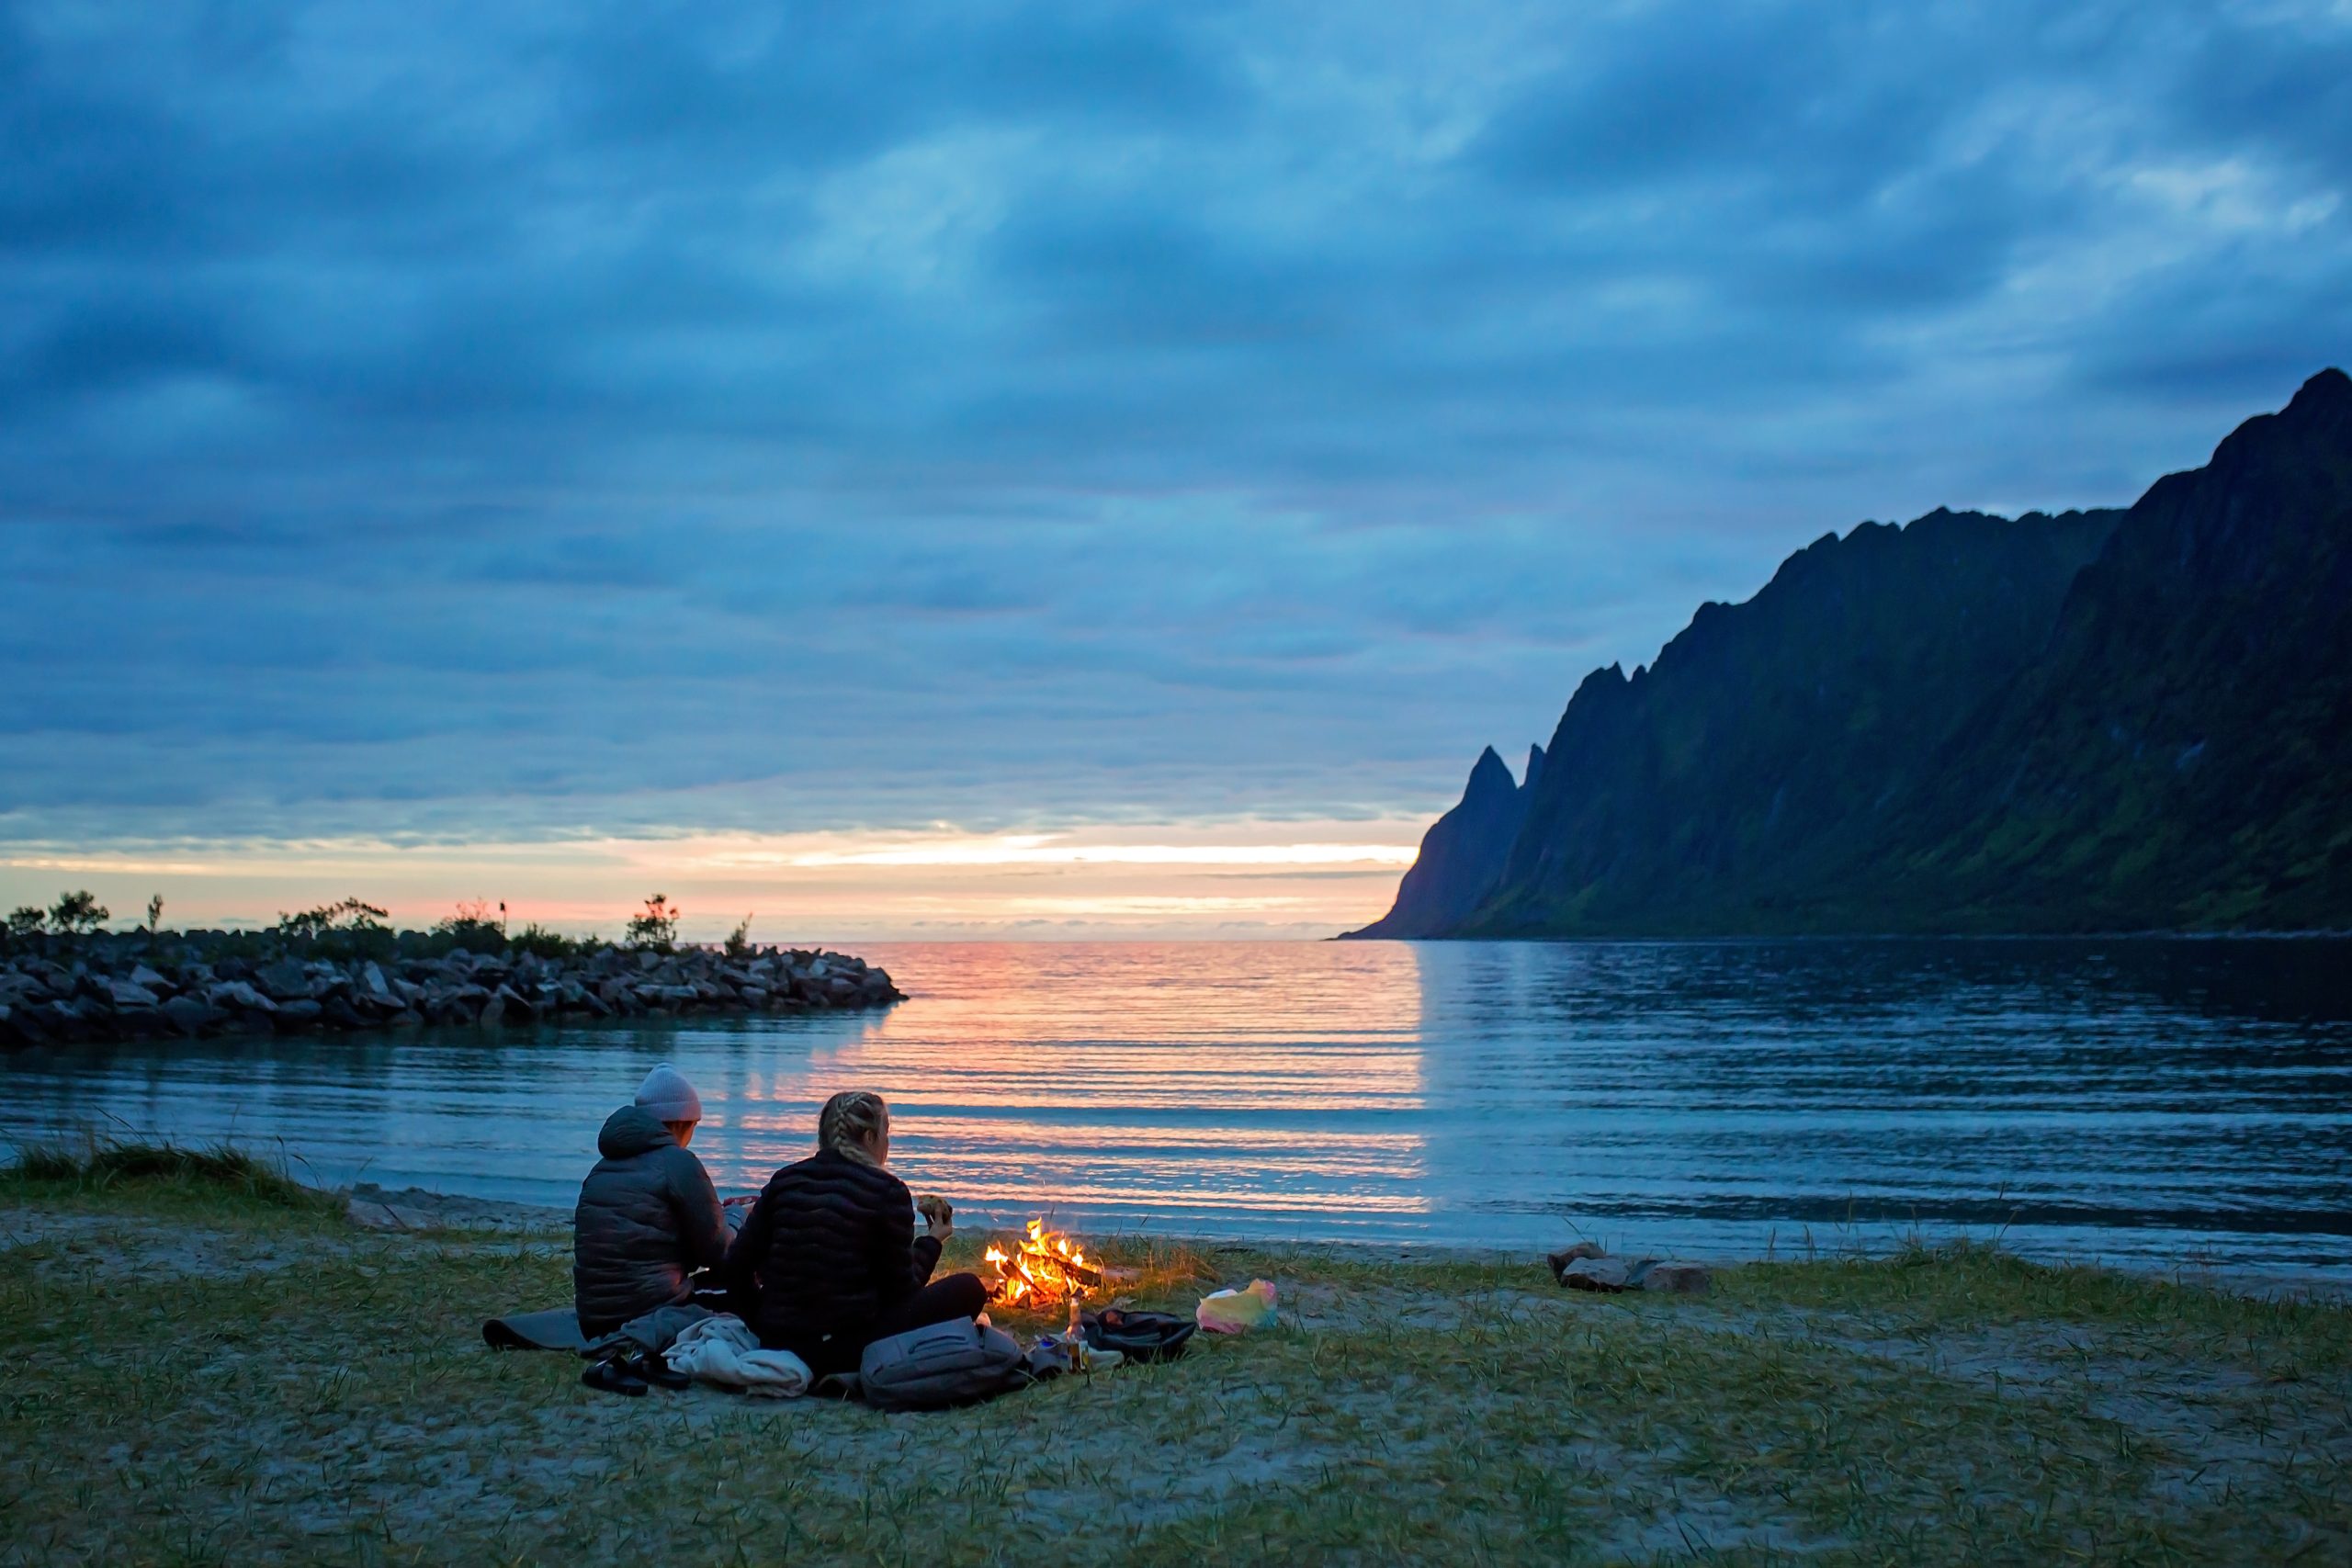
[{"xmin": 582, "ymin": 1356, "xmax": 649, "ymax": 1397}]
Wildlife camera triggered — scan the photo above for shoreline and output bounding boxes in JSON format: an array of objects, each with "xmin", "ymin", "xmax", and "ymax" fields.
[{"xmin": 331, "ymin": 1180, "xmax": 2352, "ymax": 1302}]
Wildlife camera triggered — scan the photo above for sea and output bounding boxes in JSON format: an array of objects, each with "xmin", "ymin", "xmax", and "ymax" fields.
[{"xmin": 6, "ymin": 938, "xmax": 2349, "ymax": 1285}]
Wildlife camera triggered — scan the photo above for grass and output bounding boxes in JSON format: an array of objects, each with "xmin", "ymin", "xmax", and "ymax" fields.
[
  {"xmin": 0, "ymin": 1153, "xmax": 2345, "ymax": 1564},
  {"xmin": 2, "ymin": 1135, "xmax": 340, "ymax": 1216}
]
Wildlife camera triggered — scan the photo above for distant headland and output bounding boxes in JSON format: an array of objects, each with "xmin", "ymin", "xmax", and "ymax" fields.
[{"xmin": 1349, "ymin": 368, "xmax": 2352, "ymax": 940}]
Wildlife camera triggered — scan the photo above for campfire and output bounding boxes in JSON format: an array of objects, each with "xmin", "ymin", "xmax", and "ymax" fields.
[{"xmin": 985, "ymin": 1218, "xmax": 1101, "ymax": 1308}]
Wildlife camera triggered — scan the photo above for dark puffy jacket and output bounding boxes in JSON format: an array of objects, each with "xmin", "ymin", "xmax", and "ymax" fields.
[
  {"xmin": 572, "ymin": 1105, "xmax": 728, "ymax": 1334},
  {"xmin": 721, "ymin": 1148, "xmax": 940, "ymax": 1352}
]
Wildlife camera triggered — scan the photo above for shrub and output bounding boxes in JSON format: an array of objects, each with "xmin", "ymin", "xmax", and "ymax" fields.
[
  {"xmin": 510, "ymin": 922, "xmax": 594, "ymax": 960},
  {"xmin": 5, "ymin": 907, "xmax": 44, "ymax": 939},
  {"xmin": 430, "ymin": 899, "xmax": 508, "ymax": 954},
  {"xmin": 724, "ymin": 913, "xmax": 753, "ymax": 959},
  {"xmin": 276, "ymin": 897, "xmax": 390, "ymax": 941},
  {"xmin": 47, "ymin": 890, "xmax": 108, "ymax": 934},
  {"xmin": 274, "ymin": 897, "xmax": 396, "ymax": 958},
  {"xmin": 627, "ymin": 894, "xmax": 680, "ymax": 952}
]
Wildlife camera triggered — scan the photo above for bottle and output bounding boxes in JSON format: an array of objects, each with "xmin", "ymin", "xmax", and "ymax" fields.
[{"xmin": 1066, "ymin": 1292, "xmax": 1088, "ymax": 1371}]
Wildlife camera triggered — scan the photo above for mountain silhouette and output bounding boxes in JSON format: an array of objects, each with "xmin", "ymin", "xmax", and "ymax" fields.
[{"xmin": 1348, "ymin": 369, "xmax": 2352, "ymax": 937}]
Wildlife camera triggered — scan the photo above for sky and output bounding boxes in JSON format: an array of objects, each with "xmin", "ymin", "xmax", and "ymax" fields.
[{"xmin": 3, "ymin": 0, "xmax": 2349, "ymax": 940}]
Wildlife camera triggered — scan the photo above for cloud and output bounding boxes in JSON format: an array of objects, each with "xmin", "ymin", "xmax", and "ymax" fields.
[{"xmin": 2, "ymin": 0, "xmax": 2348, "ymax": 912}]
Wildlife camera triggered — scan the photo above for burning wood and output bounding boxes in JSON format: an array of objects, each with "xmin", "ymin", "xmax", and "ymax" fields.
[{"xmin": 985, "ymin": 1218, "xmax": 1101, "ymax": 1308}]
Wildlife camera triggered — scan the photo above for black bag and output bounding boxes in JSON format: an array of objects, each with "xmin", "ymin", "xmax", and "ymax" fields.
[{"xmin": 1081, "ymin": 1307, "xmax": 1195, "ymax": 1363}]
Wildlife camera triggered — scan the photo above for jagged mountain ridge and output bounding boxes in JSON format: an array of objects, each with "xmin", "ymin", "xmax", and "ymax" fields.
[{"xmin": 1348, "ymin": 369, "xmax": 2352, "ymax": 938}]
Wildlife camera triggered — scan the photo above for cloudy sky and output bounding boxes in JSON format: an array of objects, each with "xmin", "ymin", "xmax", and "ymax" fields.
[{"xmin": 3, "ymin": 0, "xmax": 2348, "ymax": 938}]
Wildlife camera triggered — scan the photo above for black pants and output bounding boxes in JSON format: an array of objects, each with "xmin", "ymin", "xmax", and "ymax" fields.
[{"xmin": 785, "ymin": 1272, "xmax": 991, "ymax": 1376}]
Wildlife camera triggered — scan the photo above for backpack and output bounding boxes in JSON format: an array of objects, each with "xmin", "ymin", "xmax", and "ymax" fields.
[
  {"xmin": 1082, "ymin": 1307, "xmax": 1195, "ymax": 1363},
  {"xmin": 856, "ymin": 1318, "xmax": 1032, "ymax": 1411}
]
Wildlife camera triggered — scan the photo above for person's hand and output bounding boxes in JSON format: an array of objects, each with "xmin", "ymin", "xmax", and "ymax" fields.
[{"xmin": 916, "ymin": 1194, "xmax": 954, "ymax": 1241}]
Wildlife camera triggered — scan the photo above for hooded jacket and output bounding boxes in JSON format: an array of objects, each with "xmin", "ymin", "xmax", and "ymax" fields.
[
  {"xmin": 720, "ymin": 1148, "xmax": 941, "ymax": 1354},
  {"xmin": 572, "ymin": 1104, "xmax": 729, "ymax": 1335}
]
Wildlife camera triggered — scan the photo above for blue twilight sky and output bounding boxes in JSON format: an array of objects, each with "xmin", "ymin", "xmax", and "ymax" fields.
[{"xmin": 3, "ymin": 1, "xmax": 2349, "ymax": 938}]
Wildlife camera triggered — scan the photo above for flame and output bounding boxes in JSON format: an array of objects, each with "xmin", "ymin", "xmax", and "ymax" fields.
[{"xmin": 987, "ymin": 1217, "xmax": 1099, "ymax": 1308}]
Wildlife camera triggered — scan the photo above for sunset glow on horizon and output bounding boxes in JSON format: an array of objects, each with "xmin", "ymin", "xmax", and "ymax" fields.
[{"xmin": 0, "ymin": 821, "xmax": 1428, "ymax": 941}]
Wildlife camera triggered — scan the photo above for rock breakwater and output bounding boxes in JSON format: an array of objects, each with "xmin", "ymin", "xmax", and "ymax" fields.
[{"xmin": 0, "ymin": 934, "xmax": 903, "ymax": 1049}]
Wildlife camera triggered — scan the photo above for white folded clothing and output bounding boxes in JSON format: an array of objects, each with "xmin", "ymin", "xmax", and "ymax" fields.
[{"xmin": 663, "ymin": 1314, "xmax": 813, "ymax": 1399}]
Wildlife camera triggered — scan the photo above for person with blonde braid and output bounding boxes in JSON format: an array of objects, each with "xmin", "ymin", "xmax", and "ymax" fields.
[{"xmin": 718, "ymin": 1090, "xmax": 988, "ymax": 1375}]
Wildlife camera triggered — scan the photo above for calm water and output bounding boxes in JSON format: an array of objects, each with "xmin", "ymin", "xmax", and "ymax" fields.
[{"xmin": 6, "ymin": 940, "xmax": 2350, "ymax": 1280}]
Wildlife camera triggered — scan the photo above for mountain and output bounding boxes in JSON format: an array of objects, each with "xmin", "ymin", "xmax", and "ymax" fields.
[
  {"xmin": 1345, "ymin": 744, "xmax": 1543, "ymax": 938},
  {"xmin": 1350, "ymin": 368, "xmax": 2352, "ymax": 938},
  {"xmin": 1859, "ymin": 367, "xmax": 2352, "ymax": 931}
]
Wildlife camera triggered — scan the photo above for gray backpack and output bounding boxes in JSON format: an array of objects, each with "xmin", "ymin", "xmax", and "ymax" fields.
[{"xmin": 856, "ymin": 1318, "xmax": 1031, "ymax": 1411}]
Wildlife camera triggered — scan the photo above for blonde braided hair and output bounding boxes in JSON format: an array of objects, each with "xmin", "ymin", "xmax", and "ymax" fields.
[{"xmin": 818, "ymin": 1090, "xmax": 889, "ymax": 1167}]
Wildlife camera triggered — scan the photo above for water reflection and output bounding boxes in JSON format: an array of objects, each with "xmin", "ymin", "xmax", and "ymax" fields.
[
  {"xmin": 2, "ymin": 940, "xmax": 2347, "ymax": 1277},
  {"xmin": 1408, "ymin": 940, "xmax": 2352, "ymax": 1272}
]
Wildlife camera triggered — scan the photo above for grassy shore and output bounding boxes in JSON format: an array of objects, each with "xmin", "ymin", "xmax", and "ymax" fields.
[{"xmin": 1, "ymin": 1153, "xmax": 2346, "ymax": 1564}]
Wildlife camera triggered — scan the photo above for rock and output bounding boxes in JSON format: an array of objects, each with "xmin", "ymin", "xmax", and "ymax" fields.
[
  {"xmin": 0, "ymin": 1003, "xmax": 37, "ymax": 1047},
  {"xmin": 208, "ymin": 980, "xmax": 277, "ymax": 1013},
  {"xmin": 1641, "ymin": 1261, "xmax": 1713, "ymax": 1295},
  {"xmin": 5, "ymin": 932, "xmax": 905, "ymax": 1048},
  {"xmin": 256, "ymin": 959, "xmax": 311, "ymax": 1001},
  {"xmin": 1558, "ymin": 1258, "xmax": 1641, "ymax": 1293},
  {"xmin": 32, "ymin": 1000, "xmax": 89, "ymax": 1041},
  {"xmin": 348, "ymin": 1183, "xmax": 568, "ymax": 1232},
  {"xmin": 345, "ymin": 1195, "xmax": 434, "ymax": 1230},
  {"xmin": 1546, "ymin": 1241, "xmax": 1607, "ymax": 1279},
  {"xmin": 1555, "ymin": 1256, "xmax": 1713, "ymax": 1295},
  {"xmin": 107, "ymin": 979, "xmax": 161, "ymax": 1009},
  {"xmin": 160, "ymin": 996, "xmax": 217, "ymax": 1037}
]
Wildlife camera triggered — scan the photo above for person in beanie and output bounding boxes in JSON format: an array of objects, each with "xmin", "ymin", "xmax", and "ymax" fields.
[{"xmin": 572, "ymin": 1064, "xmax": 729, "ymax": 1340}]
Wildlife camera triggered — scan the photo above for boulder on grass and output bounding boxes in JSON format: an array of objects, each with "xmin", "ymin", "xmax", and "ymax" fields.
[
  {"xmin": 1558, "ymin": 1258, "xmax": 1641, "ymax": 1293},
  {"xmin": 1546, "ymin": 1241, "xmax": 1606, "ymax": 1278},
  {"xmin": 1555, "ymin": 1254, "xmax": 1714, "ymax": 1296},
  {"xmin": 1641, "ymin": 1261, "xmax": 1713, "ymax": 1295}
]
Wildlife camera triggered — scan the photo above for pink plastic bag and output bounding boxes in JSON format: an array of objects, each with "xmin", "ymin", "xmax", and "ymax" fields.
[{"xmin": 1195, "ymin": 1278, "xmax": 1278, "ymax": 1334}]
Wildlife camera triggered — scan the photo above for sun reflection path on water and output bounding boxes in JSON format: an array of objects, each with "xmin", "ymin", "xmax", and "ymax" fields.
[
  {"xmin": 12, "ymin": 939, "xmax": 2347, "ymax": 1269},
  {"xmin": 719, "ymin": 942, "xmax": 1435, "ymax": 1240}
]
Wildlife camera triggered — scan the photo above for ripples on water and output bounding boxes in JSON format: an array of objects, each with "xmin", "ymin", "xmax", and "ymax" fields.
[{"xmin": 5, "ymin": 940, "xmax": 2349, "ymax": 1278}]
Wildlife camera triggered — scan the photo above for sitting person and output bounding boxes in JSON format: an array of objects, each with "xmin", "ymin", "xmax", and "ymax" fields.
[
  {"xmin": 720, "ymin": 1089, "xmax": 987, "ymax": 1376},
  {"xmin": 572, "ymin": 1064, "xmax": 729, "ymax": 1339}
]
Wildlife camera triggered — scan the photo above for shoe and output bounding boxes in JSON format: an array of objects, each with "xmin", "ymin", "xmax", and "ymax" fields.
[
  {"xmin": 582, "ymin": 1357, "xmax": 649, "ymax": 1398},
  {"xmin": 628, "ymin": 1350, "xmax": 691, "ymax": 1392}
]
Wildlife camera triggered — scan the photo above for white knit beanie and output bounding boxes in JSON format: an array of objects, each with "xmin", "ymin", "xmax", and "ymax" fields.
[{"xmin": 634, "ymin": 1064, "xmax": 703, "ymax": 1123}]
